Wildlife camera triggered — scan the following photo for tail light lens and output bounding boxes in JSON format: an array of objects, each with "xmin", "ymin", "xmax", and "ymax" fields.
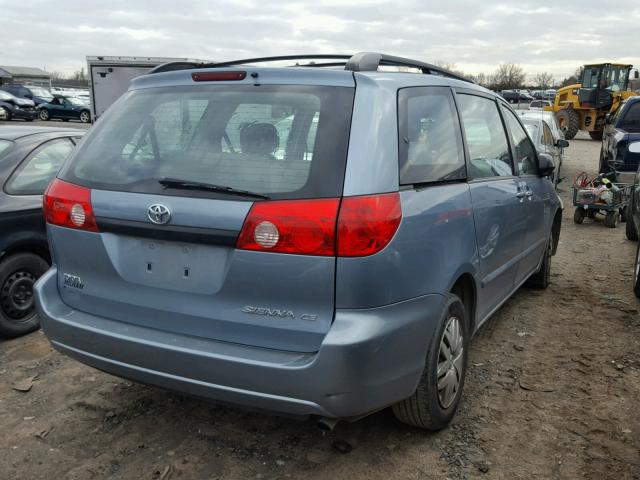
[
  {"xmin": 43, "ymin": 179, "xmax": 98, "ymax": 232},
  {"xmin": 337, "ymin": 192, "xmax": 401, "ymax": 257},
  {"xmin": 236, "ymin": 198, "xmax": 340, "ymax": 256},
  {"xmin": 236, "ymin": 193, "xmax": 402, "ymax": 257}
]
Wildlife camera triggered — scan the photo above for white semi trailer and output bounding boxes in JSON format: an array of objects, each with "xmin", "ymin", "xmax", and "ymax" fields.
[{"xmin": 86, "ymin": 56, "xmax": 202, "ymax": 121}]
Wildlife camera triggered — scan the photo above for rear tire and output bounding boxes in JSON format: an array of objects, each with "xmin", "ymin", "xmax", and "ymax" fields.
[
  {"xmin": 556, "ymin": 109, "xmax": 580, "ymax": 140},
  {"xmin": 0, "ymin": 253, "xmax": 49, "ymax": 338},
  {"xmin": 574, "ymin": 208, "xmax": 586, "ymax": 224},
  {"xmin": 604, "ymin": 211, "xmax": 619, "ymax": 228},
  {"xmin": 589, "ymin": 130, "xmax": 603, "ymax": 141},
  {"xmin": 392, "ymin": 294, "xmax": 468, "ymax": 430},
  {"xmin": 526, "ymin": 233, "xmax": 553, "ymax": 289}
]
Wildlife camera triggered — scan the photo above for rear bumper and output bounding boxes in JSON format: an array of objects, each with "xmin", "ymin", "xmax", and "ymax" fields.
[{"xmin": 35, "ymin": 267, "xmax": 444, "ymax": 418}]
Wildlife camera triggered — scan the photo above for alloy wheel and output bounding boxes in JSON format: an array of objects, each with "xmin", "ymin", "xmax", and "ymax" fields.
[{"xmin": 437, "ymin": 315, "xmax": 464, "ymax": 409}]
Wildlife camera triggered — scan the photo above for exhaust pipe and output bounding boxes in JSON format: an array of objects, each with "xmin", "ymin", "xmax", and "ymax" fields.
[{"xmin": 317, "ymin": 417, "xmax": 340, "ymax": 431}]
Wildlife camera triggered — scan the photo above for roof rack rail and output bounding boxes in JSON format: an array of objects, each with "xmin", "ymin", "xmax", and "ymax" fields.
[
  {"xmin": 345, "ymin": 52, "xmax": 473, "ymax": 83},
  {"xmin": 147, "ymin": 52, "xmax": 474, "ymax": 84},
  {"xmin": 148, "ymin": 55, "xmax": 352, "ymax": 75}
]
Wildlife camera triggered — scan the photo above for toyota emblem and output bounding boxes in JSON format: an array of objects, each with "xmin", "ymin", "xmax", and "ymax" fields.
[{"xmin": 148, "ymin": 204, "xmax": 171, "ymax": 225}]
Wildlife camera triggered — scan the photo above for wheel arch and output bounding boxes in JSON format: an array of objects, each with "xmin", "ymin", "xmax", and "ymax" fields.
[
  {"xmin": 449, "ymin": 272, "xmax": 477, "ymax": 334},
  {"xmin": 0, "ymin": 242, "xmax": 51, "ymax": 265}
]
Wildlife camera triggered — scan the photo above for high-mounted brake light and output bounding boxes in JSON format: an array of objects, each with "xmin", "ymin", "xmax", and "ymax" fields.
[
  {"xmin": 43, "ymin": 179, "xmax": 98, "ymax": 232},
  {"xmin": 236, "ymin": 198, "xmax": 340, "ymax": 256},
  {"xmin": 192, "ymin": 71, "xmax": 247, "ymax": 82},
  {"xmin": 236, "ymin": 193, "xmax": 402, "ymax": 257}
]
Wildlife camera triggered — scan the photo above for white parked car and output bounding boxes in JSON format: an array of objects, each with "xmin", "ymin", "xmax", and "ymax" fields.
[{"xmin": 518, "ymin": 110, "xmax": 565, "ymax": 145}]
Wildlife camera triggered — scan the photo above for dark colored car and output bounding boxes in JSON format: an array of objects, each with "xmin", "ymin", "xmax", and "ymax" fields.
[
  {"xmin": 501, "ymin": 90, "xmax": 534, "ymax": 104},
  {"xmin": 0, "ymin": 90, "xmax": 38, "ymax": 122},
  {"xmin": 623, "ymin": 140, "xmax": 640, "ymax": 297},
  {"xmin": 600, "ymin": 96, "xmax": 640, "ymax": 173},
  {"xmin": 0, "ymin": 126, "xmax": 83, "ymax": 337},
  {"xmin": 0, "ymin": 84, "xmax": 54, "ymax": 105},
  {"xmin": 38, "ymin": 95, "xmax": 92, "ymax": 123}
]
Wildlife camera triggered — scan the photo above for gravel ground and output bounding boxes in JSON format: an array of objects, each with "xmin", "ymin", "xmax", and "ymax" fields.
[{"xmin": 0, "ymin": 130, "xmax": 638, "ymax": 480}]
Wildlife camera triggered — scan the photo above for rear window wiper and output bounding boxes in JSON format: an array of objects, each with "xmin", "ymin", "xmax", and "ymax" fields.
[{"xmin": 158, "ymin": 178, "xmax": 270, "ymax": 200}]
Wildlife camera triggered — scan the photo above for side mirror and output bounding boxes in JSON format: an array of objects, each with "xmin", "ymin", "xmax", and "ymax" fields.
[
  {"xmin": 604, "ymin": 113, "xmax": 612, "ymax": 125},
  {"xmin": 538, "ymin": 153, "xmax": 555, "ymax": 177},
  {"xmin": 556, "ymin": 139, "xmax": 570, "ymax": 148},
  {"xmin": 629, "ymin": 142, "xmax": 640, "ymax": 154}
]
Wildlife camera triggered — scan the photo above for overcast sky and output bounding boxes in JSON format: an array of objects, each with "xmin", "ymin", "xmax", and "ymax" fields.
[{"xmin": 2, "ymin": 0, "xmax": 639, "ymax": 80}]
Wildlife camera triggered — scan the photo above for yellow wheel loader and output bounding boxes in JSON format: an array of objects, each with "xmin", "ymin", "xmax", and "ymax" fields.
[{"xmin": 545, "ymin": 63, "xmax": 639, "ymax": 140}]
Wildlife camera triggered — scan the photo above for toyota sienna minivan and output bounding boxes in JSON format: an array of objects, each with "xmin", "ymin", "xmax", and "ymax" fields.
[{"xmin": 35, "ymin": 53, "xmax": 562, "ymax": 430}]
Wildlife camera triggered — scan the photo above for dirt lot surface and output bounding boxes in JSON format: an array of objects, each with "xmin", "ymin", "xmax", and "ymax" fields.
[{"xmin": 1, "ymin": 128, "xmax": 639, "ymax": 479}]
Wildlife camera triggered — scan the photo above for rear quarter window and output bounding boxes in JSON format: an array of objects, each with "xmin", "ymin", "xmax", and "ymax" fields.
[{"xmin": 397, "ymin": 86, "xmax": 465, "ymax": 184}]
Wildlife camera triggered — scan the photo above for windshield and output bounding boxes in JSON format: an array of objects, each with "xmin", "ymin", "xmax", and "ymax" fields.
[
  {"xmin": 30, "ymin": 87, "xmax": 53, "ymax": 100},
  {"xmin": 60, "ymin": 84, "xmax": 354, "ymax": 200},
  {"xmin": 523, "ymin": 122, "xmax": 540, "ymax": 144}
]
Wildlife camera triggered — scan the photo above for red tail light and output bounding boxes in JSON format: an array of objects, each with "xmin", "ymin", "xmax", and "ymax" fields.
[
  {"xmin": 337, "ymin": 192, "xmax": 402, "ymax": 257},
  {"xmin": 236, "ymin": 198, "xmax": 340, "ymax": 256},
  {"xmin": 43, "ymin": 179, "xmax": 98, "ymax": 232},
  {"xmin": 236, "ymin": 193, "xmax": 402, "ymax": 257}
]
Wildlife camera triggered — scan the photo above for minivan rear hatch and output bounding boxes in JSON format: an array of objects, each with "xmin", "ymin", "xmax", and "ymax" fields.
[{"xmin": 51, "ymin": 69, "xmax": 355, "ymax": 352}]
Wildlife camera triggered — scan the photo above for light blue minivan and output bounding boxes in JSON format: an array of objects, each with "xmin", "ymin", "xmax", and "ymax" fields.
[{"xmin": 35, "ymin": 53, "xmax": 562, "ymax": 430}]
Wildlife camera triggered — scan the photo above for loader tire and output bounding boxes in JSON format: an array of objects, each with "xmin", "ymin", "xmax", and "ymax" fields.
[{"xmin": 556, "ymin": 109, "xmax": 580, "ymax": 140}]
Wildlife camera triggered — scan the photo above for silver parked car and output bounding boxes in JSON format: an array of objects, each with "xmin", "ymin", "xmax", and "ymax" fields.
[{"xmin": 520, "ymin": 116, "xmax": 569, "ymax": 186}]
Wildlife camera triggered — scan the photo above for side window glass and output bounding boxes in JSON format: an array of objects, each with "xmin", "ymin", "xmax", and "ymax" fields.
[
  {"xmin": 6, "ymin": 139, "xmax": 74, "ymax": 195},
  {"xmin": 620, "ymin": 103, "xmax": 640, "ymax": 133},
  {"xmin": 502, "ymin": 108, "xmax": 539, "ymax": 176},
  {"xmin": 398, "ymin": 86, "xmax": 465, "ymax": 184},
  {"xmin": 457, "ymin": 94, "xmax": 513, "ymax": 179}
]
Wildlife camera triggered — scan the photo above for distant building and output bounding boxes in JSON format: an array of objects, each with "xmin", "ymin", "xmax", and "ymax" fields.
[{"xmin": 0, "ymin": 66, "xmax": 50, "ymax": 87}]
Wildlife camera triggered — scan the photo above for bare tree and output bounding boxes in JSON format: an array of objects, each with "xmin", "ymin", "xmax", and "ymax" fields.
[
  {"xmin": 433, "ymin": 60, "xmax": 466, "ymax": 77},
  {"xmin": 71, "ymin": 67, "xmax": 87, "ymax": 81},
  {"xmin": 471, "ymin": 72, "xmax": 489, "ymax": 87},
  {"xmin": 534, "ymin": 72, "xmax": 554, "ymax": 90},
  {"xmin": 491, "ymin": 63, "xmax": 526, "ymax": 91},
  {"xmin": 560, "ymin": 66, "xmax": 584, "ymax": 88}
]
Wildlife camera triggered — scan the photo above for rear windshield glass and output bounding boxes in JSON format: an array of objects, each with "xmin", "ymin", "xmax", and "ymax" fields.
[
  {"xmin": 60, "ymin": 84, "xmax": 354, "ymax": 200},
  {"xmin": 0, "ymin": 140, "xmax": 13, "ymax": 158}
]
